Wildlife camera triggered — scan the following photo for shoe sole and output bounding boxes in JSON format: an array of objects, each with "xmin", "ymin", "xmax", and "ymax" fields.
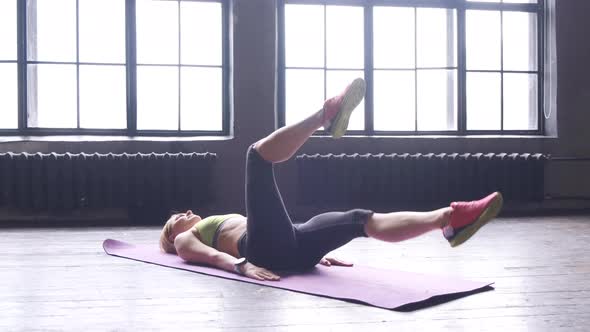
[
  {"xmin": 330, "ymin": 78, "xmax": 366, "ymax": 139},
  {"xmin": 449, "ymin": 192, "xmax": 504, "ymax": 247}
]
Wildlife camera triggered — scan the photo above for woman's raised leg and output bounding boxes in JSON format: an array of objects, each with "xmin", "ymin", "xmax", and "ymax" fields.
[
  {"xmin": 254, "ymin": 78, "xmax": 366, "ymax": 163},
  {"xmin": 244, "ymin": 78, "xmax": 366, "ymax": 269}
]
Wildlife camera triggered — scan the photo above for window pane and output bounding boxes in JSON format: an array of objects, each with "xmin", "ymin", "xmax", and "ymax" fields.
[
  {"xmin": 0, "ymin": 64, "xmax": 18, "ymax": 129},
  {"xmin": 181, "ymin": 1, "xmax": 222, "ymax": 66},
  {"xmin": 416, "ymin": 8, "xmax": 456, "ymax": 68},
  {"xmin": 0, "ymin": 0, "xmax": 17, "ymax": 60},
  {"xmin": 373, "ymin": 7, "xmax": 414, "ymax": 69},
  {"xmin": 136, "ymin": 0, "xmax": 179, "ymax": 65},
  {"xmin": 285, "ymin": 5, "xmax": 324, "ymax": 68},
  {"xmin": 466, "ymin": 10, "xmax": 501, "ymax": 70},
  {"xmin": 417, "ymin": 70, "xmax": 457, "ymax": 131},
  {"xmin": 180, "ymin": 67, "xmax": 222, "ymax": 131},
  {"xmin": 467, "ymin": 72, "xmax": 501, "ymax": 130},
  {"xmin": 374, "ymin": 70, "xmax": 415, "ymax": 131},
  {"xmin": 326, "ymin": 70, "xmax": 364, "ymax": 131},
  {"xmin": 326, "ymin": 6, "xmax": 364, "ymax": 69},
  {"xmin": 504, "ymin": 73, "xmax": 538, "ymax": 130},
  {"xmin": 79, "ymin": 65, "xmax": 126, "ymax": 129},
  {"xmin": 285, "ymin": 69, "xmax": 324, "ymax": 126},
  {"xmin": 503, "ymin": 11, "xmax": 538, "ymax": 71},
  {"xmin": 27, "ymin": 0, "xmax": 77, "ymax": 62},
  {"xmin": 27, "ymin": 64, "xmax": 77, "ymax": 128},
  {"xmin": 79, "ymin": 0, "xmax": 126, "ymax": 63},
  {"xmin": 137, "ymin": 66, "xmax": 179, "ymax": 130}
]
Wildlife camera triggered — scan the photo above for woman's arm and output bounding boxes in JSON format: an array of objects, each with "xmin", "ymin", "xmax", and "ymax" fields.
[
  {"xmin": 173, "ymin": 232, "xmax": 279, "ymax": 281},
  {"xmin": 174, "ymin": 232, "xmax": 238, "ymax": 272}
]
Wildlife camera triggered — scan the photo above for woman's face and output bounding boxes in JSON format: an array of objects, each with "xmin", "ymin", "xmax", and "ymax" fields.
[{"xmin": 169, "ymin": 210, "xmax": 201, "ymax": 239}]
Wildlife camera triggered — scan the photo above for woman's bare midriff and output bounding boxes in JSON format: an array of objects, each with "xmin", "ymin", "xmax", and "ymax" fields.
[{"xmin": 215, "ymin": 216, "xmax": 247, "ymax": 258}]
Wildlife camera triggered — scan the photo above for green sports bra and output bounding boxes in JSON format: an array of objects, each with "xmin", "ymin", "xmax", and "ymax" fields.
[{"xmin": 192, "ymin": 214, "xmax": 242, "ymax": 248}]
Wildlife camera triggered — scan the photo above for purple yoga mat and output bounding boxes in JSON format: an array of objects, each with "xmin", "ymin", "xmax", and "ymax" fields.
[{"xmin": 103, "ymin": 239, "xmax": 492, "ymax": 310}]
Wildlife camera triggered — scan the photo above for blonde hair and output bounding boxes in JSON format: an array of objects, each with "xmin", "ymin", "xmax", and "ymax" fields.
[{"xmin": 160, "ymin": 216, "xmax": 177, "ymax": 254}]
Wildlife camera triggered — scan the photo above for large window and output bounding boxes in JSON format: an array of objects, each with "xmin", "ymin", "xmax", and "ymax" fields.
[
  {"xmin": 279, "ymin": 0, "xmax": 544, "ymax": 135},
  {"xmin": 1, "ymin": 0, "xmax": 228, "ymax": 136}
]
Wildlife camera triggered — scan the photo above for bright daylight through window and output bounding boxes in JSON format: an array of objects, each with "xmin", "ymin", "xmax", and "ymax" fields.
[
  {"xmin": 2, "ymin": 0, "xmax": 226, "ymax": 135},
  {"xmin": 281, "ymin": 0, "xmax": 542, "ymax": 135},
  {"xmin": 0, "ymin": 0, "xmax": 18, "ymax": 129}
]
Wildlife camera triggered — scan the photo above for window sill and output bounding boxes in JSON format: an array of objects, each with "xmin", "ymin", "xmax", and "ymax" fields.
[
  {"xmin": 0, "ymin": 135, "xmax": 235, "ymax": 143},
  {"xmin": 0, "ymin": 134, "xmax": 559, "ymax": 144},
  {"xmin": 312, "ymin": 134, "xmax": 558, "ymax": 140}
]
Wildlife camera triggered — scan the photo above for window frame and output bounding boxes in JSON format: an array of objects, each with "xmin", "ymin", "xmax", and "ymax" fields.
[
  {"xmin": 277, "ymin": 0, "xmax": 546, "ymax": 136},
  {"xmin": 1, "ymin": 0, "xmax": 230, "ymax": 137}
]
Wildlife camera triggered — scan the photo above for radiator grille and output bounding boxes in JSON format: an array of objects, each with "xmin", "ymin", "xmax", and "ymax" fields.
[
  {"xmin": 296, "ymin": 153, "xmax": 547, "ymax": 209},
  {"xmin": 0, "ymin": 152, "xmax": 216, "ymax": 211}
]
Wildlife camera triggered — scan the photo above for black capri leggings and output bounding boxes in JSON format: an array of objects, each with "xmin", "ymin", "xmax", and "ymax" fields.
[{"xmin": 237, "ymin": 144, "xmax": 374, "ymax": 270}]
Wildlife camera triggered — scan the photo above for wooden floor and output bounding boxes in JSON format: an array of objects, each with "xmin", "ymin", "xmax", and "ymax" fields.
[{"xmin": 1, "ymin": 215, "xmax": 589, "ymax": 331}]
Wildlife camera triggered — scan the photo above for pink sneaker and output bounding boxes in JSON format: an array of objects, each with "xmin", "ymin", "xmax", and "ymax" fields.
[
  {"xmin": 443, "ymin": 192, "xmax": 503, "ymax": 247},
  {"xmin": 322, "ymin": 78, "xmax": 366, "ymax": 139}
]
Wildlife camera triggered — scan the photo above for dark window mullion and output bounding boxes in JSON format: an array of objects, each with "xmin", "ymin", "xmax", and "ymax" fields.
[
  {"xmin": 291, "ymin": 0, "xmax": 458, "ymax": 8},
  {"xmin": 413, "ymin": 7, "xmax": 418, "ymax": 132},
  {"xmin": 466, "ymin": 69, "xmax": 537, "ymax": 74},
  {"xmin": 464, "ymin": 2, "xmax": 537, "ymax": 12},
  {"xmin": 17, "ymin": 0, "xmax": 27, "ymax": 130},
  {"xmin": 375, "ymin": 66, "xmax": 457, "ymax": 71},
  {"xmin": 457, "ymin": 6, "xmax": 466, "ymax": 134},
  {"xmin": 76, "ymin": 0, "xmax": 80, "ymax": 129},
  {"xmin": 500, "ymin": 9, "xmax": 504, "ymax": 131},
  {"xmin": 177, "ymin": 1, "xmax": 182, "ymax": 132},
  {"xmin": 131, "ymin": 62, "xmax": 218, "ymax": 68},
  {"xmin": 538, "ymin": 0, "xmax": 545, "ymax": 133},
  {"xmin": 287, "ymin": 66, "xmax": 363, "ymax": 70},
  {"xmin": 126, "ymin": 0, "xmax": 137, "ymax": 135},
  {"xmin": 27, "ymin": 60, "xmax": 127, "ymax": 66},
  {"xmin": 277, "ymin": 0, "xmax": 286, "ymax": 128},
  {"xmin": 445, "ymin": 8, "xmax": 455, "ymax": 131},
  {"xmin": 323, "ymin": 4, "xmax": 327, "ymax": 102},
  {"xmin": 222, "ymin": 0, "xmax": 230, "ymax": 133},
  {"xmin": 364, "ymin": 4, "xmax": 373, "ymax": 134}
]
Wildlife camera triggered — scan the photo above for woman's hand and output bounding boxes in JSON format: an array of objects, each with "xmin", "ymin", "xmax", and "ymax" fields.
[
  {"xmin": 319, "ymin": 256, "xmax": 353, "ymax": 267},
  {"xmin": 241, "ymin": 262, "xmax": 280, "ymax": 281}
]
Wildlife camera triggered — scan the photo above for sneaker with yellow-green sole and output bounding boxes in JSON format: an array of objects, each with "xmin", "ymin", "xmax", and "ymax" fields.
[
  {"xmin": 322, "ymin": 78, "xmax": 366, "ymax": 139},
  {"xmin": 443, "ymin": 191, "xmax": 504, "ymax": 247}
]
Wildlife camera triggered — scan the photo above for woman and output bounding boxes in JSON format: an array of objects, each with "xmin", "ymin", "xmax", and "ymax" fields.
[{"xmin": 159, "ymin": 78, "xmax": 503, "ymax": 281}]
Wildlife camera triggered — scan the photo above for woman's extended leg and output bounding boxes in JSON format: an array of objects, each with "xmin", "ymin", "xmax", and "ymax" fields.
[
  {"xmin": 364, "ymin": 208, "xmax": 452, "ymax": 242},
  {"xmin": 294, "ymin": 192, "xmax": 503, "ymax": 267},
  {"xmin": 294, "ymin": 208, "xmax": 450, "ymax": 267},
  {"xmin": 367, "ymin": 191, "xmax": 503, "ymax": 246}
]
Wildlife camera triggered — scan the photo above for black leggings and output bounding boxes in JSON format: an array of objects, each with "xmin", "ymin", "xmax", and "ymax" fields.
[{"xmin": 238, "ymin": 144, "xmax": 373, "ymax": 270}]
